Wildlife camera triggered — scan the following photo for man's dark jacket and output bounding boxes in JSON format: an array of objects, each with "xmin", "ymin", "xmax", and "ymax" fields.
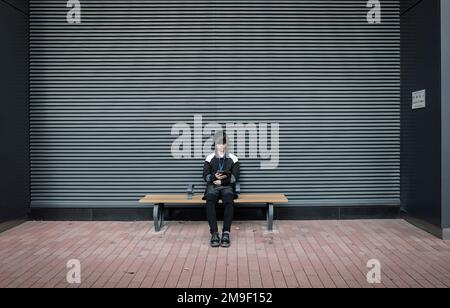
[{"xmin": 202, "ymin": 151, "xmax": 240, "ymax": 200}]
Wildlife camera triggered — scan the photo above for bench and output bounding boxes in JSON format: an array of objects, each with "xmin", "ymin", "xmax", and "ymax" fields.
[{"xmin": 139, "ymin": 186, "xmax": 288, "ymax": 232}]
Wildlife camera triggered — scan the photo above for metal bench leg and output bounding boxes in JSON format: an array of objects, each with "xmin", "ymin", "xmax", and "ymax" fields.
[
  {"xmin": 160, "ymin": 204, "xmax": 165, "ymax": 228},
  {"xmin": 153, "ymin": 203, "xmax": 164, "ymax": 232},
  {"xmin": 266, "ymin": 203, "xmax": 274, "ymax": 231}
]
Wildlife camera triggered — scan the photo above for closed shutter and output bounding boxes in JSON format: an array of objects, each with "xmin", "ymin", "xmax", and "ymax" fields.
[{"xmin": 30, "ymin": 0, "xmax": 400, "ymax": 208}]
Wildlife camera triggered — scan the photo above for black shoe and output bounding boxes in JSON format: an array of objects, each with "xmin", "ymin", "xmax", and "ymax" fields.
[
  {"xmin": 210, "ymin": 232, "xmax": 220, "ymax": 247},
  {"xmin": 221, "ymin": 232, "xmax": 231, "ymax": 248}
]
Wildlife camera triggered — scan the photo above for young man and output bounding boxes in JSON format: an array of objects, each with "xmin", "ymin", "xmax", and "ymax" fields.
[{"xmin": 202, "ymin": 132, "xmax": 240, "ymax": 248}]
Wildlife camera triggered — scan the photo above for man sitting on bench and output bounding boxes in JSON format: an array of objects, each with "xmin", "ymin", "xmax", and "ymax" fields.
[{"xmin": 202, "ymin": 132, "xmax": 240, "ymax": 248}]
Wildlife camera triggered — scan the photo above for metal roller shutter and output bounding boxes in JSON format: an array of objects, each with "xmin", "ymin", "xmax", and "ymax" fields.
[{"xmin": 30, "ymin": 0, "xmax": 400, "ymax": 208}]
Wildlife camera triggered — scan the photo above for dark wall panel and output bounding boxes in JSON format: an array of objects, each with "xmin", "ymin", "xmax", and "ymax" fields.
[
  {"xmin": 441, "ymin": 0, "xmax": 450, "ymax": 230},
  {"xmin": 2, "ymin": 0, "xmax": 29, "ymax": 13},
  {"xmin": 0, "ymin": 1, "xmax": 29, "ymax": 222},
  {"xmin": 400, "ymin": 0, "xmax": 420, "ymax": 15},
  {"xmin": 401, "ymin": 0, "xmax": 441, "ymax": 227}
]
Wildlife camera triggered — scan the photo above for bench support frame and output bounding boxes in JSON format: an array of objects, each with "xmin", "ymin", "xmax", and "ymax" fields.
[
  {"xmin": 266, "ymin": 203, "xmax": 274, "ymax": 232},
  {"xmin": 153, "ymin": 203, "xmax": 164, "ymax": 232},
  {"xmin": 152, "ymin": 202, "xmax": 275, "ymax": 232}
]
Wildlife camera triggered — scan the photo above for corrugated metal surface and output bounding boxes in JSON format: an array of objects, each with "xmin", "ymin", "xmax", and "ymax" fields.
[{"xmin": 30, "ymin": 0, "xmax": 400, "ymax": 208}]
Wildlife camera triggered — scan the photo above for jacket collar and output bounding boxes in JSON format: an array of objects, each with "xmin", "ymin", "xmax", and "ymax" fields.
[{"xmin": 214, "ymin": 150, "xmax": 229, "ymax": 159}]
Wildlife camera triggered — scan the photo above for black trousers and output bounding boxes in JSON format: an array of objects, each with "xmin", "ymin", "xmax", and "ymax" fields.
[{"xmin": 204, "ymin": 184, "xmax": 235, "ymax": 234}]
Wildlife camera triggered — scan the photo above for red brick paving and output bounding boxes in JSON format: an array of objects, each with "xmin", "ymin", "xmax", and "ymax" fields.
[{"xmin": 0, "ymin": 220, "xmax": 449, "ymax": 288}]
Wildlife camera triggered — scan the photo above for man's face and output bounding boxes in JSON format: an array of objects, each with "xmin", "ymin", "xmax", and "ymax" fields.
[{"xmin": 216, "ymin": 142, "xmax": 228, "ymax": 152}]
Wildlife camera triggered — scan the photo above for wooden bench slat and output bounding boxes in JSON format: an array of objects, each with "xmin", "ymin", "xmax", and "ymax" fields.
[
  {"xmin": 139, "ymin": 193, "xmax": 288, "ymax": 205},
  {"xmin": 140, "ymin": 193, "xmax": 288, "ymax": 232}
]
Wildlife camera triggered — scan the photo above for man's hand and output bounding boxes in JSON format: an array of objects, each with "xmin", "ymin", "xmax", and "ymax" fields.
[
  {"xmin": 215, "ymin": 172, "xmax": 228, "ymax": 180},
  {"xmin": 213, "ymin": 180, "xmax": 222, "ymax": 186}
]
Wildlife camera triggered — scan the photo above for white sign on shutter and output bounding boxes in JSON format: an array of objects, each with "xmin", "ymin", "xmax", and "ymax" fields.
[{"xmin": 412, "ymin": 90, "xmax": 426, "ymax": 110}]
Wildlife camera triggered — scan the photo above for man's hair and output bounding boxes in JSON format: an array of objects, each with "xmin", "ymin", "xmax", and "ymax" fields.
[{"xmin": 214, "ymin": 131, "xmax": 228, "ymax": 145}]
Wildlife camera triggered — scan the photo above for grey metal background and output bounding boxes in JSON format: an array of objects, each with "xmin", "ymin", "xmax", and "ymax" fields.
[{"xmin": 30, "ymin": 0, "xmax": 400, "ymax": 208}]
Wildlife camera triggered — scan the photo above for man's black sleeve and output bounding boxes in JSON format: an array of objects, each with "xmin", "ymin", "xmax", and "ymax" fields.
[
  {"xmin": 203, "ymin": 161, "xmax": 216, "ymax": 183},
  {"xmin": 222, "ymin": 161, "xmax": 240, "ymax": 185}
]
